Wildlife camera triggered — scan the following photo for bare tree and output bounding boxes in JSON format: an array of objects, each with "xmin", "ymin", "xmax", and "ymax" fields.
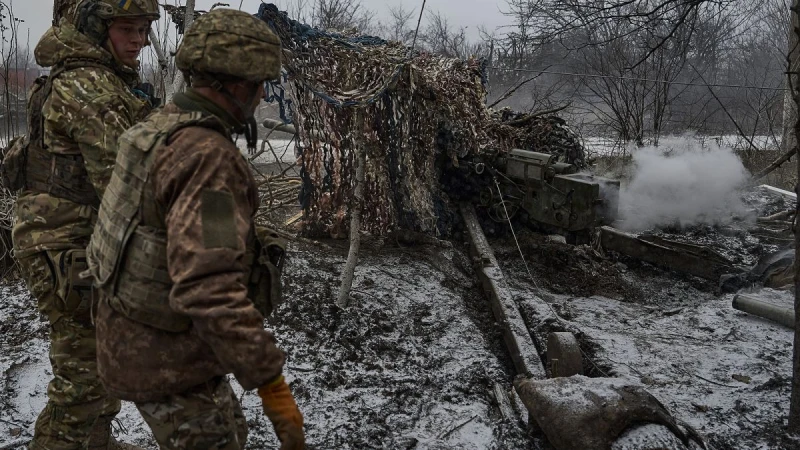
[
  {"xmin": 284, "ymin": 0, "xmax": 312, "ymax": 24},
  {"xmin": 312, "ymin": 0, "xmax": 375, "ymax": 33},
  {"xmin": 384, "ymin": 4, "xmax": 415, "ymax": 45},
  {"xmin": 791, "ymin": 0, "xmax": 800, "ymax": 434},
  {"xmin": 0, "ymin": 1, "xmax": 27, "ymax": 146},
  {"xmin": 418, "ymin": 11, "xmax": 486, "ymax": 59}
]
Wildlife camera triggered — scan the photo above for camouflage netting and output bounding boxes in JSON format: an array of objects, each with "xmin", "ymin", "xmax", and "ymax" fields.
[{"xmin": 258, "ymin": 4, "xmax": 588, "ymax": 239}]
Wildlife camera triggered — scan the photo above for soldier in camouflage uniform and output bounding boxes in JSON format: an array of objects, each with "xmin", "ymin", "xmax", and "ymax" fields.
[
  {"xmin": 85, "ymin": 9, "xmax": 305, "ymax": 450},
  {"xmin": 10, "ymin": 1, "xmax": 159, "ymax": 449}
]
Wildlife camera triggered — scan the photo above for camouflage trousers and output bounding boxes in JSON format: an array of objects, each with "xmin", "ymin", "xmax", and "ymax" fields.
[
  {"xmin": 136, "ymin": 377, "xmax": 248, "ymax": 450},
  {"xmin": 19, "ymin": 250, "xmax": 121, "ymax": 450}
]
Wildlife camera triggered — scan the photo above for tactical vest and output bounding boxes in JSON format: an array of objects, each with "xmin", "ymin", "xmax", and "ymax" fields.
[
  {"xmin": 1, "ymin": 59, "xmax": 114, "ymax": 205},
  {"xmin": 86, "ymin": 110, "xmax": 285, "ymax": 333}
]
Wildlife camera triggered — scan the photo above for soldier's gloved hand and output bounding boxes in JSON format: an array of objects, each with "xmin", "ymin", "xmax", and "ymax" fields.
[{"xmin": 258, "ymin": 376, "xmax": 305, "ymax": 450}]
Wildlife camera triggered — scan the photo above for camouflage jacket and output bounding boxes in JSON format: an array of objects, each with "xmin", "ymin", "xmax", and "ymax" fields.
[
  {"xmin": 12, "ymin": 24, "xmax": 150, "ymax": 258},
  {"xmin": 95, "ymin": 101, "xmax": 285, "ymax": 402}
]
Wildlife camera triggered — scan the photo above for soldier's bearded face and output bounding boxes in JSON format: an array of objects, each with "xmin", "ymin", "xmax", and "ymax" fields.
[{"xmin": 107, "ymin": 18, "xmax": 150, "ymax": 68}]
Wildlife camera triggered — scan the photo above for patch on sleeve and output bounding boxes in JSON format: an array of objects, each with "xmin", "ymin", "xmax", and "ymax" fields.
[{"xmin": 201, "ymin": 189, "xmax": 239, "ymax": 249}]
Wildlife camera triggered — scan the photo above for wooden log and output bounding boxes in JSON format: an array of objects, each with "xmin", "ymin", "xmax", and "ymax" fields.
[
  {"xmin": 759, "ymin": 184, "xmax": 797, "ymax": 201},
  {"xmin": 758, "ymin": 210, "xmax": 794, "ymax": 223},
  {"xmin": 492, "ymin": 383, "xmax": 517, "ymax": 423},
  {"xmin": 753, "ymin": 147, "xmax": 797, "ymax": 181},
  {"xmin": 285, "ymin": 212, "xmax": 303, "ymax": 226},
  {"xmin": 460, "ymin": 203, "xmax": 546, "ymax": 379}
]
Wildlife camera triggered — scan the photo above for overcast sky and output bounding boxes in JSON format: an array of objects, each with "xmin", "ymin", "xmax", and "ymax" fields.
[{"xmin": 13, "ymin": 0, "xmax": 509, "ymax": 51}]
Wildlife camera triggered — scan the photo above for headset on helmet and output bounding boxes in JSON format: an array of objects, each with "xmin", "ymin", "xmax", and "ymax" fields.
[{"xmin": 76, "ymin": 0, "xmax": 160, "ymax": 44}]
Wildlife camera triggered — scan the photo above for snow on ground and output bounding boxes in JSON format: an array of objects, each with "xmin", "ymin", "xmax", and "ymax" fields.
[
  {"xmin": 235, "ymin": 138, "xmax": 298, "ymax": 166},
  {"xmin": 494, "ymin": 220, "xmax": 795, "ymax": 449},
  {"xmin": 0, "ymin": 242, "xmax": 529, "ymax": 449},
  {"xmin": 1, "ymin": 185, "xmax": 797, "ymax": 449},
  {"xmin": 563, "ymin": 291, "xmax": 792, "ymax": 449}
]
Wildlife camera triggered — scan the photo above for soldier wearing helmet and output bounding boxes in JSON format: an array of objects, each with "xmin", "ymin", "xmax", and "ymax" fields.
[
  {"xmin": 9, "ymin": 0, "xmax": 159, "ymax": 449},
  {"xmin": 86, "ymin": 8, "xmax": 305, "ymax": 450}
]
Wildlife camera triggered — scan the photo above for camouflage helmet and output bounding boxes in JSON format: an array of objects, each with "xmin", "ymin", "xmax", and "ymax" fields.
[
  {"xmin": 76, "ymin": 0, "xmax": 160, "ymax": 43},
  {"xmin": 176, "ymin": 9, "xmax": 282, "ymax": 83}
]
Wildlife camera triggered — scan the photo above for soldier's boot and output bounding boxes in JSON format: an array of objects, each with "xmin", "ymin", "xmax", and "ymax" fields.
[{"xmin": 88, "ymin": 417, "xmax": 144, "ymax": 450}]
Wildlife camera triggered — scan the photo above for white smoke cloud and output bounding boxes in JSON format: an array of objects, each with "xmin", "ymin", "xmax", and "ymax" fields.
[{"xmin": 618, "ymin": 135, "xmax": 751, "ymax": 231}]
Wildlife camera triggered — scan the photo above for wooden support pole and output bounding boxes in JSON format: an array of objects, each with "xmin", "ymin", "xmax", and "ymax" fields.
[{"xmin": 336, "ymin": 110, "xmax": 366, "ymax": 309}]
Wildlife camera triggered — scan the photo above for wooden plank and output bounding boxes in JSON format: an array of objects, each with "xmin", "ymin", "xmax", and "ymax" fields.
[
  {"xmin": 285, "ymin": 212, "xmax": 303, "ymax": 226},
  {"xmin": 460, "ymin": 203, "xmax": 546, "ymax": 379},
  {"xmin": 492, "ymin": 383, "xmax": 517, "ymax": 423}
]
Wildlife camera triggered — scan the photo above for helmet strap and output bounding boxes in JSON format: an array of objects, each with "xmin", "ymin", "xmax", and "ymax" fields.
[{"xmin": 211, "ymin": 80, "xmax": 260, "ymax": 152}]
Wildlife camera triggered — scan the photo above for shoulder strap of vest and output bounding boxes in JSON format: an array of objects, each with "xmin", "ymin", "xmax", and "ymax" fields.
[
  {"xmin": 47, "ymin": 58, "xmax": 112, "ymax": 89},
  {"xmin": 119, "ymin": 111, "xmax": 231, "ymax": 158},
  {"xmin": 33, "ymin": 59, "xmax": 115, "ymax": 149},
  {"xmin": 166, "ymin": 114, "xmax": 233, "ymax": 145}
]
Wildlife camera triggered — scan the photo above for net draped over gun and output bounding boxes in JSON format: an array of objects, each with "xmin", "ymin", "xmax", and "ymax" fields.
[{"xmin": 257, "ymin": 4, "xmax": 587, "ymax": 238}]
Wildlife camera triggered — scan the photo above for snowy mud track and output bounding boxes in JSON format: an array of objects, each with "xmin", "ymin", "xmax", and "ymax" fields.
[{"xmin": 0, "ymin": 242, "xmax": 534, "ymax": 449}]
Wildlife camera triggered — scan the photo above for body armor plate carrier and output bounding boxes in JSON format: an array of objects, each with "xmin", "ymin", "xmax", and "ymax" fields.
[
  {"xmin": 86, "ymin": 110, "xmax": 285, "ymax": 333},
  {"xmin": 1, "ymin": 59, "xmax": 109, "ymax": 206}
]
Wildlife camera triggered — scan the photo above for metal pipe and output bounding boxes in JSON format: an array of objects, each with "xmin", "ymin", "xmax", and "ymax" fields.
[{"xmin": 732, "ymin": 294, "xmax": 795, "ymax": 329}]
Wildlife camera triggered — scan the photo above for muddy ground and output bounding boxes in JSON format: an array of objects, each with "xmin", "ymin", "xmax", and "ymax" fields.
[{"xmin": 0, "ymin": 186, "xmax": 798, "ymax": 449}]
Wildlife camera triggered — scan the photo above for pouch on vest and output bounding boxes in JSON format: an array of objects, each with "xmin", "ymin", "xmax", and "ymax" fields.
[
  {"xmin": 110, "ymin": 225, "xmax": 192, "ymax": 333},
  {"xmin": 51, "ymin": 249, "xmax": 93, "ymax": 323},
  {"xmin": 1, "ymin": 74, "xmax": 44, "ymax": 192},
  {"xmin": 246, "ymin": 226, "xmax": 287, "ymax": 317},
  {"xmin": 10, "ymin": 69, "xmax": 101, "ymax": 206},
  {"xmin": 1, "ymin": 135, "xmax": 28, "ymax": 191}
]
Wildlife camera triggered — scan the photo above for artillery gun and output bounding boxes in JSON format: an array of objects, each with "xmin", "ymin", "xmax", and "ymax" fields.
[{"xmin": 467, "ymin": 149, "xmax": 620, "ymax": 244}]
